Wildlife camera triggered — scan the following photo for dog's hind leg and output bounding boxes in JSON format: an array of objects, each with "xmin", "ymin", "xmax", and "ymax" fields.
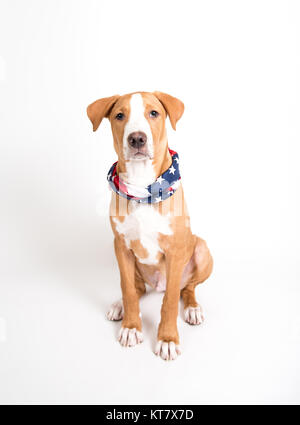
[
  {"xmin": 134, "ymin": 267, "xmax": 147, "ymax": 298},
  {"xmin": 181, "ymin": 237, "xmax": 213, "ymax": 325},
  {"xmin": 106, "ymin": 299, "xmax": 124, "ymax": 321},
  {"xmin": 106, "ymin": 269, "xmax": 146, "ymax": 322},
  {"xmin": 181, "ymin": 284, "xmax": 204, "ymax": 325}
]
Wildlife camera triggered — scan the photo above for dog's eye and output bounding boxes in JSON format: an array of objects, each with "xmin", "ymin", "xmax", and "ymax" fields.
[
  {"xmin": 115, "ymin": 112, "xmax": 125, "ymax": 120},
  {"xmin": 149, "ymin": 110, "xmax": 159, "ymax": 118}
]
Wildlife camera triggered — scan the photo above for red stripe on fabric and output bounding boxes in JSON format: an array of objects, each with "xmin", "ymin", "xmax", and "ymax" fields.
[
  {"xmin": 112, "ymin": 163, "xmax": 118, "ymax": 177},
  {"xmin": 114, "ymin": 175, "xmax": 120, "ymax": 190},
  {"xmin": 118, "ymin": 179, "xmax": 129, "ymax": 195}
]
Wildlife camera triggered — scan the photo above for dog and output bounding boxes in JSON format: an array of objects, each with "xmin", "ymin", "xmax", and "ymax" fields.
[{"xmin": 87, "ymin": 91, "xmax": 213, "ymax": 360}]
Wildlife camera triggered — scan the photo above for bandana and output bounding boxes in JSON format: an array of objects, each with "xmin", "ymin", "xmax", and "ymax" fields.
[{"xmin": 107, "ymin": 149, "xmax": 181, "ymax": 204}]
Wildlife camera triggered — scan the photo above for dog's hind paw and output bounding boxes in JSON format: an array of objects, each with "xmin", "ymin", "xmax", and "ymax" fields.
[
  {"xmin": 184, "ymin": 305, "xmax": 204, "ymax": 325},
  {"xmin": 155, "ymin": 341, "xmax": 181, "ymax": 361},
  {"xmin": 106, "ymin": 300, "xmax": 124, "ymax": 321},
  {"xmin": 118, "ymin": 327, "xmax": 143, "ymax": 347}
]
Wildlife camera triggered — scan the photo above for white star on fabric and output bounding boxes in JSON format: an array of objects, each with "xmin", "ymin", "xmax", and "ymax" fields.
[
  {"xmin": 169, "ymin": 165, "xmax": 176, "ymax": 175},
  {"xmin": 174, "ymin": 157, "xmax": 179, "ymax": 164},
  {"xmin": 155, "ymin": 196, "xmax": 162, "ymax": 203},
  {"xmin": 107, "ymin": 173, "xmax": 112, "ymax": 180},
  {"xmin": 156, "ymin": 176, "xmax": 165, "ymax": 185}
]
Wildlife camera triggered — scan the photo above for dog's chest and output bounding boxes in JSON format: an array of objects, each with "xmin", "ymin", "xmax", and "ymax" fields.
[{"xmin": 113, "ymin": 203, "xmax": 172, "ymax": 265}]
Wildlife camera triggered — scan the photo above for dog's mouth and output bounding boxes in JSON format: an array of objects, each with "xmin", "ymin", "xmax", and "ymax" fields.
[
  {"xmin": 127, "ymin": 148, "xmax": 152, "ymax": 160},
  {"xmin": 134, "ymin": 151, "xmax": 148, "ymax": 159}
]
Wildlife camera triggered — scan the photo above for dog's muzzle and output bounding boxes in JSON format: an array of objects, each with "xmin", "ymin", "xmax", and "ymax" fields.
[{"xmin": 127, "ymin": 131, "xmax": 147, "ymax": 149}]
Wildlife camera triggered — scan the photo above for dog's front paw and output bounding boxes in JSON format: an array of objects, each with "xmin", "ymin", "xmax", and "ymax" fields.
[
  {"xmin": 118, "ymin": 327, "xmax": 143, "ymax": 347},
  {"xmin": 155, "ymin": 340, "xmax": 181, "ymax": 361},
  {"xmin": 106, "ymin": 300, "xmax": 124, "ymax": 321},
  {"xmin": 184, "ymin": 305, "xmax": 204, "ymax": 325}
]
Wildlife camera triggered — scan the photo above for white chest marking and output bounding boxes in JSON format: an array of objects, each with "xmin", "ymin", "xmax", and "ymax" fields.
[{"xmin": 113, "ymin": 203, "xmax": 172, "ymax": 265}]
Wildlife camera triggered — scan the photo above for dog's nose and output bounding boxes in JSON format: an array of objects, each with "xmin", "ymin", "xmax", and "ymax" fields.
[{"xmin": 128, "ymin": 131, "xmax": 147, "ymax": 149}]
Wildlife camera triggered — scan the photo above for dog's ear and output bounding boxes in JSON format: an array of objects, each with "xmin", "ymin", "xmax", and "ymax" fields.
[
  {"xmin": 153, "ymin": 91, "xmax": 184, "ymax": 130},
  {"xmin": 87, "ymin": 95, "xmax": 120, "ymax": 131}
]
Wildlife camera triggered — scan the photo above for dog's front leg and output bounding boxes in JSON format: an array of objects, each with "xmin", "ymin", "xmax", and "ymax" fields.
[
  {"xmin": 114, "ymin": 237, "xmax": 143, "ymax": 347},
  {"xmin": 155, "ymin": 254, "xmax": 184, "ymax": 360}
]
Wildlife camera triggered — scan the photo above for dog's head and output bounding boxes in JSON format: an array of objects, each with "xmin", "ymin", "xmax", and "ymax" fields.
[{"xmin": 87, "ymin": 91, "xmax": 184, "ymax": 163}]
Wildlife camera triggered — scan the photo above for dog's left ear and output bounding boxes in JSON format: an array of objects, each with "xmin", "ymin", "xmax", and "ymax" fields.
[
  {"xmin": 153, "ymin": 91, "xmax": 184, "ymax": 130},
  {"xmin": 87, "ymin": 95, "xmax": 120, "ymax": 131}
]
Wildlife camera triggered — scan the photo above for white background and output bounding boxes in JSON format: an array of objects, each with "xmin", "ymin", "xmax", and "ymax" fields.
[{"xmin": 0, "ymin": 0, "xmax": 300, "ymax": 404}]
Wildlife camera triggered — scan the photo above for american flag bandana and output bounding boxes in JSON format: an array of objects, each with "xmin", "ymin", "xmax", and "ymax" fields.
[{"xmin": 107, "ymin": 149, "xmax": 181, "ymax": 204}]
